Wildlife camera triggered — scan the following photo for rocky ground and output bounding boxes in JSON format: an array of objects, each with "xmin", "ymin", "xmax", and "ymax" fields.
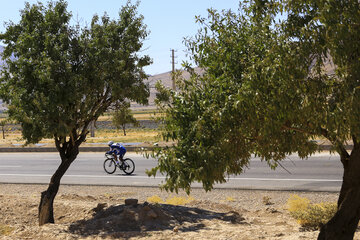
[{"xmin": 0, "ymin": 184, "xmax": 358, "ymax": 240}]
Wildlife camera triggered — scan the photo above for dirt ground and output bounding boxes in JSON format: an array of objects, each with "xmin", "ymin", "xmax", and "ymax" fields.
[{"xmin": 0, "ymin": 184, "xmax": 359, "ymax": 240}]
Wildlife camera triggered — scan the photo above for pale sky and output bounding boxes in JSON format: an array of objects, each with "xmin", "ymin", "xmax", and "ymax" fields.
[{"xmin": 0, "ymin": 0, "xmax": 240, "ymax": 75}]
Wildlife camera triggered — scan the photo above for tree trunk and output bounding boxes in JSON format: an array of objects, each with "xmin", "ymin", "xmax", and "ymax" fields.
[
  {"xmin": 318, "ymin": 145, "xmax": 360, "ymax": 239},
  {"xmin": 90, "ymin": 121, "xmax": 95, "ymax": 137},
  {"xmin": 123, "ymin": 124, "xmax": 126, "ymax": 136},
  {"xmin": 38, "ymin": 146, "xmax": 79, "ymax": 225}
]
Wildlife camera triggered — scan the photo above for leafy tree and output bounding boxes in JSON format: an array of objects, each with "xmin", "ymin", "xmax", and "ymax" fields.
[
  {"xmin": 0, "ymin": 0, "xmax": 151, "ymax": 225},
  {"xmin": 0, "ymin": 117, "xmax": 9, "ymax": 139},
  {"xmin": 148, "ymin": 1, "xmax": 360, "ymax": 239},
  {"xmin": 0, "ymin": 110, "xmax": 12, "ymax": 140},
  {"xmin": 112, "ymin": 102, "xmax": 139, "ymax": 136}
]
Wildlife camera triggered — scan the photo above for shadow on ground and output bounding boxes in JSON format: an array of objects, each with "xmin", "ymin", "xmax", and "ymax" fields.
[{"xmin": 68, "ymin": 201, "xmax": 245, "ymax": 239}]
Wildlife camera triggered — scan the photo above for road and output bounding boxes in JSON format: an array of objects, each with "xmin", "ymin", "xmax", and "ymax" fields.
[{"xmin": 0, "ymin": 152, "xmax": 343, "ymax": 192}]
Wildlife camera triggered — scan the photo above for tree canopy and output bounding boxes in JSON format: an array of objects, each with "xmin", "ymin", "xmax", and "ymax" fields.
[
  {"xmin": 0, "ymin": 0, "xmax": 150, "ymax": 147},
  {"xmin": 149, "ymin": 1, "xmax": 360, "ymax": 237},
  {"xmin": 0, "ymin": 0, "xmax": 151, "ymax": 225},
  {"xmin": 150, "ymin": 1, "xmax": 321, "ymax": 192}
]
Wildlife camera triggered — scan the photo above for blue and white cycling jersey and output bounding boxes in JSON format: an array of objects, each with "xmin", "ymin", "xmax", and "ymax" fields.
[{"xmin": 107, "ymin": 143, "xmax": 126, "ymax": 158}]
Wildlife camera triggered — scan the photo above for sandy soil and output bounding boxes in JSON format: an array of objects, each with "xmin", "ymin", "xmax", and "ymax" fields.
[{"xmin": 0, "ymin": 184, "xmax": 358, "ymax": 240}]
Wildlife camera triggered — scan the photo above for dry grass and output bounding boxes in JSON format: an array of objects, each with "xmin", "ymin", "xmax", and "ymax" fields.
[
  {"xmin": 147, "ymin": 195, "xmax": 195, "ymax": 205},
  {"xmin": 146, "ymin": 195, "xmax": 164, "ymax": 204},
  {"xmin": 0, "ymin": 130, "xmax": 54, "ymax": 146},
  {"xmin": 0, "ymin": 224, "xmax": 14, "ymax": 236},
  {"xmin": 165, "ymin": 196, "xmax": 195, "ymax": 205},
  {"xmin": 85, "ymin": 129, "xmax": 160, "ymax": 143},
  {"xmin": 0, "ymin": 128, "xmax": 160, "ymax": 146},
  {"xmin": 0, "ymin": 109, "xmax": 162, "ymax": 145},
  {"xmin": 97, "ymin": 110, "xmax": 164, "ymax": 121},
  {"xmin": 225, "ymin": 196, "xmax": 236, "ymax": 202}
]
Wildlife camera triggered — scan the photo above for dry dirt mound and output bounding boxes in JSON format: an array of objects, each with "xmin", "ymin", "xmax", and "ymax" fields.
[
  {"xmin": 1, "ymin": 184, "xmax": 355, "ymax": 240},
  {"xmin": 68, "ymin": 199, "xmax": 245, "ymax": 238}
]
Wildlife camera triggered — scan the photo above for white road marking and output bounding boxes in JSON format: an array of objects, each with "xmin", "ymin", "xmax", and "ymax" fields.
[
  {"xmin": 0, "ymin": 166, "xmax": 22, "ymax": 168},
  {"xmin": 38, "ymin": 159, "xmax": 95, "ymax": 162},
  {"xmin": 0, "ymin": 173, "xmax": 342, "ymax": 182},
  {"xmin": 226, "ymin": 177, "xmax": 342, "ymax": 182}
]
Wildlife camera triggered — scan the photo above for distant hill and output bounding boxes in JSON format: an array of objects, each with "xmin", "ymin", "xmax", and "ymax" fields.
[{"xmin": 130, "ymin": 67, "xmax": 204, "ymax": 110}]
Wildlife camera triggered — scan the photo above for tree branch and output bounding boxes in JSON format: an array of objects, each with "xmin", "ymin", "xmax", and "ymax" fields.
[
  {"xmin": 352, "ymin": 135, "xmax": 358, "ymax": 147},
  {"xmin": 281, "ymin": 125, "xmax": 313, "ymax": 135},
  {"xmin": 320, "ymin": 127, "xmax": 350, "ymax": 165},
  {"xmin": 54, "ymin": 135, "xmax": 66, "ymax": 161}
]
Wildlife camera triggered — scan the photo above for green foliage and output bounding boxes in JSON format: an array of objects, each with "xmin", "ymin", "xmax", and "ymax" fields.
[
  {"xmin": 287, "ymin": 195, "xmax": 337, "ymax": 230},
  {"xmin": 112, "ymin": 102, "xmax": 139, "ymax": 135},
  {"xmin": 0, "ymin": 0, "xmax": 150, "ymax": 147},
  {"xmin": 147, "ymin": 1, "xmax": 360, "ymax": 193}
]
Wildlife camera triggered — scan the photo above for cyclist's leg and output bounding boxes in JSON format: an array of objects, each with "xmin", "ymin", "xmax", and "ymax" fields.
[{"xmin": 120, "ymin": 149, "xmax": 125, "ymax": 161}]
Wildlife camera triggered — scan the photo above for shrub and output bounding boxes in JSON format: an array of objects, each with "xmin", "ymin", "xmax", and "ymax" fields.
[
  {"xmin": 146, "ymin": 195, "xmax": 194, "ymax": 205},
  {"xmin": 165, "ymin": 196, "xmax": 194, "ymax": 205},
  {"xmin": 0, "ymin": 225, "xmax": 14, "ymax": 236},
  {"xmin": 287, "ymin": 194, "xmax": 337, "ymax": 230},
  {"xmin": 262, "ymin": 196, "xmax": 273, "ymax": 205},
  {"xmin": 147, "ymin": 195, "xmax": 163, "ymax": 204},
  {"xmin": 226, "ymin": 196, "xmax": 235, "ymax": 202}
]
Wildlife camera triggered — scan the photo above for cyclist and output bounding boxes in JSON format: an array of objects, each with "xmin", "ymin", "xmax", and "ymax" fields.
[{"xmin": 107, "ymin": 141, "xmax": 127, "ymax": 162}]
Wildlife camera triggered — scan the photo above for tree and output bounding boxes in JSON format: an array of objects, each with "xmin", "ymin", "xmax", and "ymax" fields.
[
  {"xmin": 148, "ymin": 1, "xmax": 360, "ymax": 239},
  {"xmin": 0, "ymin": 119, "xmax": 8, "ymax": 139},
  {"xmin": 112, "ymin": 102, "xmax": 139, "ymax": 136},
  {"xmin": 0, "ymin": 117, "xmax": 9, "ymax": 139},
  {"xmin": 0, "ymin": 0, "xmax": 151, "ymax": 225}
]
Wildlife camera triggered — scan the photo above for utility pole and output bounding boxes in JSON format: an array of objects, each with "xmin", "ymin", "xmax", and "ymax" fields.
[{"xmin": 170, "ymin": 49, "xmax": 177, "ymax": 90}]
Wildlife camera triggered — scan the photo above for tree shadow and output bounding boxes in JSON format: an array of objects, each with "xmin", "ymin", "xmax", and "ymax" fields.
[{"xmin": 68, "ymin": 201, "xmax": 246, "ymax": 239}]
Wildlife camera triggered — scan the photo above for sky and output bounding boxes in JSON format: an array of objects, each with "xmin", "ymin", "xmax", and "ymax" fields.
[{"xmin": 0, "ymin": 0, "xmax": 240, "ymax": 75}]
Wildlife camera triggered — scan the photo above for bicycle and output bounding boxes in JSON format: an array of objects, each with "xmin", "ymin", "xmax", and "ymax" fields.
[{"xmin": 103, "ymin": 153, "xmax": 135, "ymax": 175}]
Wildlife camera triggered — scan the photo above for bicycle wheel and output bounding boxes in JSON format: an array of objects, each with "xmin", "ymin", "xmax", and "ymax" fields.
[
  {"xmin": 103, "ymin": 158, "xmax": 116, "ymax": 174},
  {"xmin": 121, "ymin": 158, "xmax": 135, "ymax": 175}
]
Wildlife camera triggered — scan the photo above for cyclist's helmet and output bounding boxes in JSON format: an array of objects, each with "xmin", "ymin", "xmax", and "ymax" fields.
[{"xmin": 107, "ymin": 141, "xmax": 114, "ymax": 146}]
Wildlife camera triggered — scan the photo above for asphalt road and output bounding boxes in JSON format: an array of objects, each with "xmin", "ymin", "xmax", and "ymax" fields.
[{"xmin": 0, "ymin": 152, "xmax": 343, "ymax": 192}]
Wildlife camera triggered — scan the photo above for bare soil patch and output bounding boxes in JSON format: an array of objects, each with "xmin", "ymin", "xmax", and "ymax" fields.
[{"xmin": 0, "ymin": 184, "xmax": 359, "ymax": 240}]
